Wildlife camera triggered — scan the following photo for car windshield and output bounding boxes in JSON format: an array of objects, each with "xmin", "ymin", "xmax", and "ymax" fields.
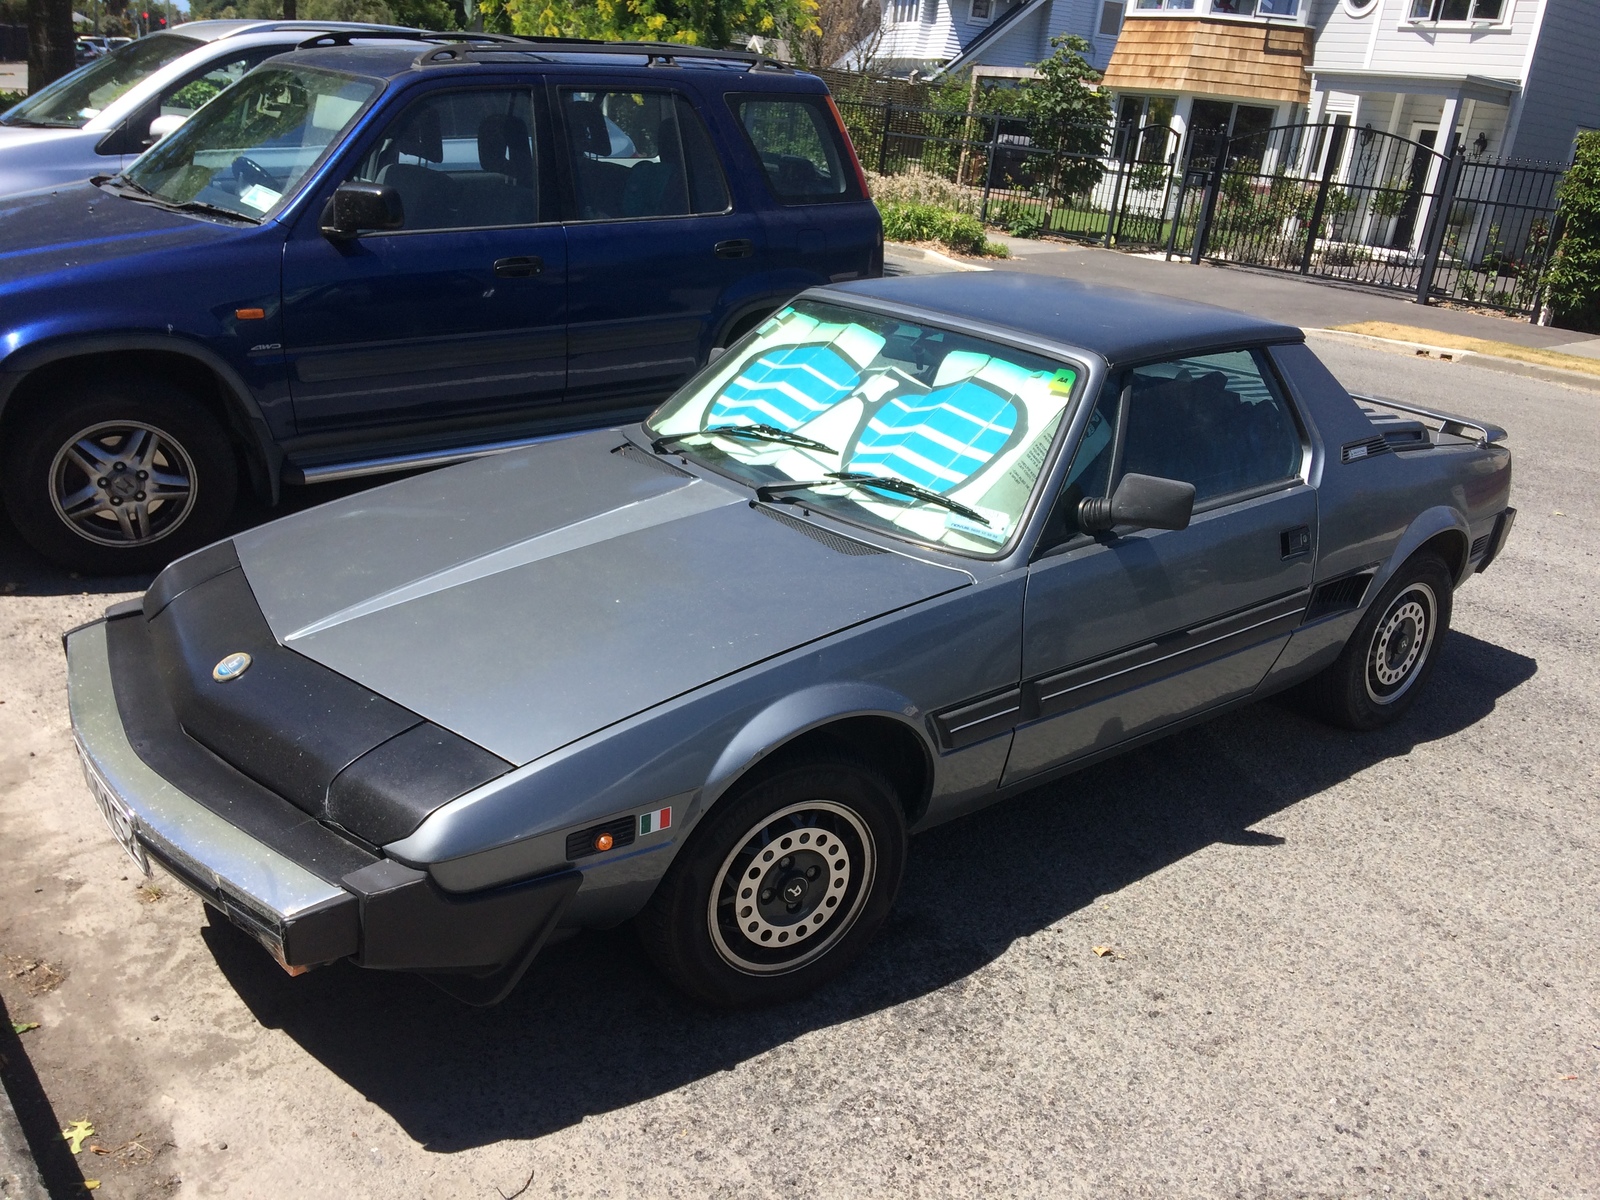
[
  {"xmin": 2, "ymin": 34, "xmax": 201, "ymax": 128},
  {"xmin": 121, "ymin": 65, "xmax": 378, "ymax": 221},
  {"xmin": 648, "ymin": 299, "xmax": 1085, "ymax": 555}
]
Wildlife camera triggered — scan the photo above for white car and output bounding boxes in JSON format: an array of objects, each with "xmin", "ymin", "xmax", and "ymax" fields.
[{"xmin": 0, "ymin": 21, "xmax": 417, "ymax": 197}]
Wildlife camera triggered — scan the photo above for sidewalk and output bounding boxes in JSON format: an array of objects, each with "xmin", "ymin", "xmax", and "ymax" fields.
[{"xmin": 983, "ymin": 234, "xmax": 1600, "ymax": 355}]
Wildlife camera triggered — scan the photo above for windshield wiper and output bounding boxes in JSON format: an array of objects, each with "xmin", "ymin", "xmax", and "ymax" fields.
[
  {"xmin": 652, "ymin": 423, "xmax": 836, "ymax": 457},
  {"xmin": 96, "ymin": 175, "xmax": 256, "ymax": 223},
  {"xmin": 756, "ymin": 472, "xmax": 990, "ymax": 526}
]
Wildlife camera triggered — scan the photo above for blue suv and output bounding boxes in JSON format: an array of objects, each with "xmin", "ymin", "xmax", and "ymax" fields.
[{"xmin": 0, "ymin": 34, "xmax": 882, "ymax": 572}]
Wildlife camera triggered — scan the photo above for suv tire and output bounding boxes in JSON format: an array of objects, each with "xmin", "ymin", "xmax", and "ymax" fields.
[
  {"xmin": 2, "ymin": 379, "xmax": 238, "ymax": 574},
  {"xmin": 637, "ymin": 755, "xmax": 907, "ymax": 1007}
]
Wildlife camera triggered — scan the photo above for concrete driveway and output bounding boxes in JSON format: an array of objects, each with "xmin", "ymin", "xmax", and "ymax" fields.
[{"xmin": 0, "ymin": 336, "xmax": 1595, "ymax": 1199}]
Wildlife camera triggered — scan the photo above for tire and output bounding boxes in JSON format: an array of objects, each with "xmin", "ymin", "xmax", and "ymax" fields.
[
  {"xmin": 1298, "ymin": 551, "xmax": 1454, "ymax": 731},
  {"xmin": 637, "ymin": 756, "xmax": 908, "ymax": 1007},
  {"xmin": 2, "ymin": 378, "xmax": 238, "ymax": 574}
]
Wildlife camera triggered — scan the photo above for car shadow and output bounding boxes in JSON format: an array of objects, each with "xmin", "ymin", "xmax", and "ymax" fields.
[{"xmin": 200, "ymin": 629, "xmax": 1535, "ymax": 1153}]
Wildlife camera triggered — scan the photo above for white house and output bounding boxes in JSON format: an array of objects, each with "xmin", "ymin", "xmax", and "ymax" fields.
[
  {"xmin": 863, "ymin": 0, "xmax": 1130, "ymax": 81},
  {"xmin": 1308, "ymin": 0, "xmax": 1600, "ymax": 168}
]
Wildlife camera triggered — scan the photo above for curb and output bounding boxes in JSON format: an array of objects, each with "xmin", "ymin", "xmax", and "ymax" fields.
[
  {"xmin": 0, "ymin": 1081, "xmax": 47, "ymax": 1200},
  {"xmin": 883, "ymin": 243, "xmax": 993, "ymax": 273},
  {"xmin": 1305, "ymin": 327, "xmax": 1600, "ymax": 394}
]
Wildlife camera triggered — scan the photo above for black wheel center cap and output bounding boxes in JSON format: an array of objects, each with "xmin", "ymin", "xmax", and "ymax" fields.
[
  {"xmin": 108, "ymin": 475, "xmax": 138, "ymax": 499},
  {"xmin": 782, "ymin": 877, "xmax": 808, "ymax": 904}
]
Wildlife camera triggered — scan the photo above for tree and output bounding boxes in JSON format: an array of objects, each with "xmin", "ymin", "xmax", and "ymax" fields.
[
  {"xmin": 1020, "ymin": 33, "xmax": 1112, "ymax": 202},
  {"xmin": 1544, "ymin": 130, "xmax": 1600, "ymax": 332},
  {"xmin": 479, "ymin": 0, "xmax": 817, "ymax": 48},
  {"xmin": 786, "ymin": 0, "xmax": 878, "ymax": 71},
  {"xmin": 27, "ymin": 0, "xmax": 74, "ymax": 93}
]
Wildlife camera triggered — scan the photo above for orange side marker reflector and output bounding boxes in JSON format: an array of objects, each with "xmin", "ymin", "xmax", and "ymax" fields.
[
  {"xmin": 594, "ymin": 832, "xmax": 614, "ymax": 852},
  {"xmin": 235, "ymin": 307, "xmax": 266, "ymax": 321}
]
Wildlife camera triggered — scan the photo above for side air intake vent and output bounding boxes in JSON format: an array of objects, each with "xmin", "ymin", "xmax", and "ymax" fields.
[
  {"xmin": 612, "ymin": 442, "xmax": 691, "ymax": 477},
  {"xmin": 1470, "ymin": 533, "xmax": 1490, "ymax": 560},
  {"xmin": 754, "ymin": 504, "xmax": 887, "ymax": 555},
  {"xmin": 1305, "ymin": 572, "xmax": 1374, "ymax": 621},
  {"xmin": 1342, "ymin": 436, "xmax": 1388, "ymax": 464}
]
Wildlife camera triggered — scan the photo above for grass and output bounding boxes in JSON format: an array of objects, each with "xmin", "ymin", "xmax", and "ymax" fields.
[{"xmin": 1328, "ymin": 321, "xmax": 1600, "ymax": 380}]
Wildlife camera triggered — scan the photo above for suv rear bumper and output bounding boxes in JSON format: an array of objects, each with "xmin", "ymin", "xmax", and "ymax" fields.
[{"xmin": 66, "ymin": 617, "xmax": 579, "ymax": 1004}]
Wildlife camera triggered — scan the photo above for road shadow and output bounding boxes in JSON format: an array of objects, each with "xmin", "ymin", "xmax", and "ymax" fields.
[{"xmin": 201, "ymin": 628, "xmax": 1535, "ymax": 1153}]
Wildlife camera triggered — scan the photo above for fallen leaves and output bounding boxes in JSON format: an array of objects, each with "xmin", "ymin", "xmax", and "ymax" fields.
[
  {"xmin": 136, "ymin": 883, "xmax": 165, "ymax": 905},
  {"xmin": 11, "ymin": 1021, "xmax": 39, "ymax": 1034},
  {"xmin": 63, "ymin": 1120, "xmax": 95, "ymax": 1154},
  {"xmin": 1092, "ymin": 945, "xmax": 1114, "ymax": 958}
]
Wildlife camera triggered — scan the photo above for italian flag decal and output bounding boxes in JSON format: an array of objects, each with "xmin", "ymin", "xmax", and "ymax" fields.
[{"xmin": 638, "ymin": 807, "xmax": 672, "ymax": 835}]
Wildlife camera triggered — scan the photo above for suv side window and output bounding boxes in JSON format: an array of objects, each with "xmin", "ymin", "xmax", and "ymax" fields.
[
  {"xmin": 728, "ymin": 95, "xmax": 856, "ymax": 203},
  {"xmin": 1036, "ymin": 349, "xmax": 1303, "ymax": 552},
  {"xmin": 559, "ymin": 89, "xmax": 730, "ymax": 220},
  {"xmin": 352, "ymin": 89, "xmax": 542, "ymax": 231},
  {"xmin": 157, "ymin": 48, "xmax": 277, "ymax": 125}
]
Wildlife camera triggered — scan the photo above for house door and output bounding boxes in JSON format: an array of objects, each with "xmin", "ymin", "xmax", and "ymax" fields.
[{"xmin": 1392, "ymin": 127, "xmax": 1438, "ymax": 250}]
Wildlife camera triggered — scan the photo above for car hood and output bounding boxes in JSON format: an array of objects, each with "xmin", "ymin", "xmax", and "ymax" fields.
[
  {"xmin": 0, "ymin": 182, "xmax": 237, "ymax": 279},
  {"xmin": 234, "ymin": 430, "xmax": 972, "ymax": 765}
]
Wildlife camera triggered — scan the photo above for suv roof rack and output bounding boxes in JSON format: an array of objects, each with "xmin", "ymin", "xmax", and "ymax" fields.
[
  {"xmin": 295, "ymin": 29, "xmax": 524, "ymax": 50},
  {"xmin": 291, "ymin": 29, "xmax": 794, "ymax": 72}
]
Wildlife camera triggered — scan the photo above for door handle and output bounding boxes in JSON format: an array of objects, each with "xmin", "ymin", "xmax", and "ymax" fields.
[
  {"xmin": 714, "ymin": 238, "xmax": 754, "ymax": 260},
  {"xmin": 1281, "ymin": 525, "xmax": 1312, "ymax": 558},
  {"xmin": 493, "ymin": 256, "xmax": 543, "ymax": 278}
]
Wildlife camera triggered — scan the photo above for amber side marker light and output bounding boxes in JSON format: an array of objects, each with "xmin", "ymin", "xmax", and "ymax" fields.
[
  {"xmin": 594, "ymin": 832, "xmax": 615, "ymax": 852},
  {"xmin": 235, "ymin": 307, "xmax": 266, "ymax": 321}
]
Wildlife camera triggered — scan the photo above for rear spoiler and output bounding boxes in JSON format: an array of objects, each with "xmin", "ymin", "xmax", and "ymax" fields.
[{"xmin": 1351, "ymin": 394, "xmax": 1506, "ymax": 448}]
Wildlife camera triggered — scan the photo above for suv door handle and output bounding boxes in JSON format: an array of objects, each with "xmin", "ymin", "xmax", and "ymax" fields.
[
  {"xmin": 714, "ymin": 239, "xmax": 754, "ymax": 259},
  {"xmin": 493, "ymin": 256, "xmax": 542, "ymax": 278}
]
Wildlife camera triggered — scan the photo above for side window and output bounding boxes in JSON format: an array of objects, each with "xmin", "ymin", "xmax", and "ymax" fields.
[
  {"xmin": 729, "ymin": 94, "xmax": 856, "ymax": 203},
  {"xmin": 559, "ymin": 90, "xmax": 730, "ymax": 220},
  {"xmin": 352, "ymin": 89, "xmax": 541, "ymax": 232},
  {"xmin": 1036, "ymin": 349, "xmax": 1303, "ymax": 553},
  {"xmin": 1120, "ymin": 350, "xmax": 1303, "ymax": 503},
  {"xmin": 157, "ymin": 50, "xmax": 274, "ymax": 123}
]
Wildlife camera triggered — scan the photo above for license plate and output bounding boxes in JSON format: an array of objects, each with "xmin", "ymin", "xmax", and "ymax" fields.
[{"xmin": 77, "ymin": 741, "xmax": 149, "ymax": 876}]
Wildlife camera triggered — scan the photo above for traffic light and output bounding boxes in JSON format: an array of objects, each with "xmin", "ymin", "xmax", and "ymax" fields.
[{"xmin": 158, "ymin": 14, "xmax": 166, "ymax": 24}]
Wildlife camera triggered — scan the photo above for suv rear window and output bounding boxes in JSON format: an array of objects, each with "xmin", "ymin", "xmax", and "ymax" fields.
[{"xmin": 728, "ymin": 95, "xmax": 858, "ymax": 204}]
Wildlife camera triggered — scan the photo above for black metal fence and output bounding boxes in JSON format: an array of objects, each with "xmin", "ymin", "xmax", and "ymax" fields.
[
  {"xmin": 1173, "ymin": 122, "xmax": 1567, "ymax": 317},
  {"xmin": 834, "ymin": 96, "xmax": 1184, "ymax": 250},
  {"xmin": 834, "ymin": 93, "xmax": 1572, "ymax": 319}
]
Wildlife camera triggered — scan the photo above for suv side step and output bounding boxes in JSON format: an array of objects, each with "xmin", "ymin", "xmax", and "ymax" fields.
[{"xmin": 283, "ymin": 431, "xmax": 585, "ymax": 485}]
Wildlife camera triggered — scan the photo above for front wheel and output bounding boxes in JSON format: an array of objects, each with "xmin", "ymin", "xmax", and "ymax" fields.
[
  {"xmin": 637, "ymin": 757, "xmax": 907, "ymax": 1007},
  {"xmin": 2, "ymin": 380, "xmax": 238, "ymax": 574},
  {"xmin": 1298, "ymin": 551, "xmax": 1454, "ymax": 731}
]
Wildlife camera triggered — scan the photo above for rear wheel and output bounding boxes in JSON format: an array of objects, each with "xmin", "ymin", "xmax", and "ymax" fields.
[
  {"xmin": 637, "ymin": 756, "xmax": 907, "ymax": 1007},
  {"xmin": 2, "ymin": 380, "xmax": 238, "ymax": 574},
  {"xmin": 1298, "ymin": 551, "xmax": 1454, "ymax": 730}
]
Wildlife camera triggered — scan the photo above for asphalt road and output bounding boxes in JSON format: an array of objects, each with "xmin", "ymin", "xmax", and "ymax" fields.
[{"xmin": 0, "ymin": 336, "xmax": 1595, "ymax": 1199}]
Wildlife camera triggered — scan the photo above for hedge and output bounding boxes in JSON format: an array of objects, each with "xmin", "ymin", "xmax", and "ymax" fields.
[
  {"xmin": 878, "ymin": 201, "xmax": 1007, "ymax": 257},
  {"xmin": 1546, "ymin": 130, "xmax": 1600, "ymax": 332}
]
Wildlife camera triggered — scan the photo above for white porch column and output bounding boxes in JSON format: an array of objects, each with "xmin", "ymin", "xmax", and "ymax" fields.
[{"xmin": 1437, "ymin": 90, "xmax": 1464, "ymax": 155}]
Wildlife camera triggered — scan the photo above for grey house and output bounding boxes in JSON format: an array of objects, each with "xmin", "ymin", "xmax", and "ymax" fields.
[{"xmin": 862, "ymin": 0, "xmax": 1128, "ymax": 80}]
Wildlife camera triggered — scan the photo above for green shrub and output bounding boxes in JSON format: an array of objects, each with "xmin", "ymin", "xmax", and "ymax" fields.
[
  {"xmin": 0, "ymin": 91, "xmax": 22, "ymax": 114},
  {"xmin": 878, "ymin": 201, "xmax": 996, "ymax": 255},
  {"xmin": 1546, "ymin": 130, "xmax": 1600, "ymax": 332},
  {"xmin": 1006, "ymin": 208, "xmax": 1046, "ymax": 239}
]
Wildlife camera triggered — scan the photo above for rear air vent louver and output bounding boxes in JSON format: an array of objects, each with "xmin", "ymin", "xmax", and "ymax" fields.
[
  {"xmin": 612, "ymin": 442, "xmax": 691, "ymax": 477},
  {"xmin": 1471, "ymin": 534, "xmax": 1491, "ymax": 560},
  {"xmin": 753, "ymin": 504, "xmax": 887, "ymax": 555},
  {"xmin": 1382, "ymin": 426, "xmax": 1431, "ymax": 451},
  {"xmin": 1342, "ymin": 436, "xmax": 1388, "ymax": 464},
  {"xmin": 1304, "ymin": 572, "xmax": 1374, "ymax": 621}
]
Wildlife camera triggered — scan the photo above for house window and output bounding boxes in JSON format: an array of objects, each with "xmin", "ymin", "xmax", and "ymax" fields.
[
  {"xmin": 1099, "ymin": 1, "xmax": 1124, "ymax": 33},
  {"xmin": 1134, "ymin": 0, "xmax": 1195, "ymax": 10},
  {"xmin": 1209, "ymin": 0, "xmax": 1299, "ymax": 14},
  {"xmin": 970, "ymin": 0, "xmax": 994, "ymax": 22},
  {"xmin": 891, "ymin": 0, "xmax": 920, "ymax": 21},
  {"xmin": 1408, "ymin": 0, "xmax": 1504, "ymax": 20}
]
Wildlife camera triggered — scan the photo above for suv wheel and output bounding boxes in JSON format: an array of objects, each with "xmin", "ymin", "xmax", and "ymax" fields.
[
  {"xmin": 637, "ymin": 756, "xmax": 907, "ymax": 1007},
  {"xmin": 2, "ymin": 379, "xmax": 238, "ymax": 574}
]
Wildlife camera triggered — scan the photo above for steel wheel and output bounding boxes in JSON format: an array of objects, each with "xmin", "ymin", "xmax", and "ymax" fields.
[
  {"xmin": 48, "ymin": 419, "xmax": 197, "ymax": 548},
  {"xmin": 708, "ymin": 799, "xmax": 876, "ymax": 975},
  {"xmin": 1365, "ymin": 581, "xmax": 1437, "ymax": 705}
]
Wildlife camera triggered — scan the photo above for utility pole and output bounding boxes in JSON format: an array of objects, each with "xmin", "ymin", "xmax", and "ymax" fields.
[{"xmin": 27, "ymin": 0, "xmax": 75, "ymax": 93}]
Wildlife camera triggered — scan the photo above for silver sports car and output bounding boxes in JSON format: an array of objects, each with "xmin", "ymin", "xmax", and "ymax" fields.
[{"xmin": 65, "ymin": 275, "xmax": 1515, "ymax": 1006}]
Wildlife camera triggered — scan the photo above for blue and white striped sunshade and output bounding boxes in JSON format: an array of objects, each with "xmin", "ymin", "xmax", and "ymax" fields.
[
  {"xmin": 847, "ymin": 380, "xmax": 1019, "ymax": 494},
  {"xmin": 707, "ymin": 343, "xmax": 863, "ymax": 431}
]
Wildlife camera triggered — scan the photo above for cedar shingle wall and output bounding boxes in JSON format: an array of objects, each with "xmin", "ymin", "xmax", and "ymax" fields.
[{"xmin": 1101, "ymin": 17, "xmax": 1312, "ymax": 104}]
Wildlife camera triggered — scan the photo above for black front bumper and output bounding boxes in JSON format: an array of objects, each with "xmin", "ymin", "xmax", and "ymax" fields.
[{"xmin": 67, "ymin": 610, "xmax": 579, "ymax": 1005}]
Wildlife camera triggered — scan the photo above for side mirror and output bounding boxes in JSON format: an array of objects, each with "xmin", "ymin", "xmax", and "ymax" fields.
[
  {"xmin": 1078, "ymin": 472, "xmax": 1196, "ymax": 535},
  {"xmin": 147, "ymin": 113, "xmax": 187, "ymax": 142},
  {"xmin": 319, "ymin": 182, "xmax": 405, "ymax": 241}
]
